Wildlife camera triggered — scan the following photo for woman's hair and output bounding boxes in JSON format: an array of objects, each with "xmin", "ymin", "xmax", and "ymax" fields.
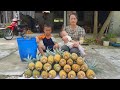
[{"xmin": 69, "ymin": 13, "xmax": 78, "ymax": 19}]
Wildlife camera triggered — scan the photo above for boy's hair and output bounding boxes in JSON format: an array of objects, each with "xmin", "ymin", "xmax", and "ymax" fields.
[{"xmin": 44, "ymin": 22, "xmax": 53, "ymax": 30}]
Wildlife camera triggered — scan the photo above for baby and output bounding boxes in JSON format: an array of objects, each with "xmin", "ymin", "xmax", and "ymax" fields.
[{"xmin": 59, "ymin": 30, "xmax": 86, "ymax": 56}]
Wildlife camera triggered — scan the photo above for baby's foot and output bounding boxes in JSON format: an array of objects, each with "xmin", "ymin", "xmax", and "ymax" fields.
[{"xmin": 81, "ymin": 53, "xmax": 86, "ymax": 58}]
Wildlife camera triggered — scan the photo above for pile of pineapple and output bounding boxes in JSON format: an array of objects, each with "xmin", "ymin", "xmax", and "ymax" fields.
[{"xmin": 23, "ymin": 49, "xmax": 96, "ymax": 79}]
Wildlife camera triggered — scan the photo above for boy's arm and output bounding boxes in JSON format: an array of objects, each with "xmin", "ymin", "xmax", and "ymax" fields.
[
  {"xmin": 36, "ymin": 35, "xmax": 44, "ymax": 43},
  {"xmin": 36, "ymin": 36, "xmax": 40, "ymax": 43},
  {"xmin": 51, "ymin": 37, "xmax": 59, "ymax": 48}
]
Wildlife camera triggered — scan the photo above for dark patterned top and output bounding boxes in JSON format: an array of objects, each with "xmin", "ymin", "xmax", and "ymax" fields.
[{"xmin": 65, "ymin": 25, "xmax": 86, "ymax": 41}]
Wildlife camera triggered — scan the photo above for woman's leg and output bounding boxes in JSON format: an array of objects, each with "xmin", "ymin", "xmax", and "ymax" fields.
[
  {"xmin": 61, "ymin": 45, "xmax": 70, "ymax": 52},
  {"xmin": 70, "ymin": 47, "xmax": 81, "ymax": 56}
]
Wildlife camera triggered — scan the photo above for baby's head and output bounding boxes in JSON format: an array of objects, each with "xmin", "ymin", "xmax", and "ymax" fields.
[
  {"xmin": 60, "ymin": 30, "xmax": 68, "ymax": 38},
  {"xmin": 62, "ymin": 36, "xmax": 69, "ymax": 43}
]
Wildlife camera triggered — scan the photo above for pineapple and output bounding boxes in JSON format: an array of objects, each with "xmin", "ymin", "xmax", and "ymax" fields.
[
  {"xmin": 48, "ymin": 70, "xmax": 57, "ymax": 79},
  {"xmin": 67, "ymin": 58, "xmax": 73, "ymax": 66},
  {"xmin": 23, "ymin": 55, "xmax": 35, "ymax": 70},
  {"xmin": 59, "ymin": 59, "xmax": 66, "ymax": 67},
  {"xmin": 41, "ymin": 55, "xmax": 48, "ymax": 64},
  {"xmin": 53, "ymin": 49, "xmax": 62, "ymax": 63},
  {"xmin": 72, "ymin": 64, "xmax": 81, "ymax": 72},
  {"xmin": 54, "ymin": 54, "xmax": 61, "ymax": 63},
  {"xmin": 35, "ymin": 61, "xmax": 43, "ymax": 71},
  {"xmin": 68, "ymin": 70, "xmax": 76, "ymax": 79},
  {"xmin": 59, "ymin": 70, "xmax": 67, "ymax": 79},
  {"xmin": 48, "ymin": 55, "xmax": 54, "ymax": 64},
  {"xmin": 41, "ymin": 71, "xmax": 48, "ymax": 79},
  {"xmin": 76, "ymin": 57, "xmax": 84, "ymax": 66},
  {"xmin": 24, "ymin": 69, "xmax": 32, "ymax": 78},
  {"xmin": 63, "ymin": 51, "xmax": 71, "ymax": 60},
  {"xmin": 80, "ymin": 63, "xmax": 88, "ymax": 72},
  {"xmin": 28, "ymin": 62, "xmax": 35, "ymax": 70},
  {"xmin": 33, "ymin": 69, "xmax": 40, "ymax": 78},
  {"xmin": 77, "ymin": 71, "xmax": 86, "ymax": 79},
  {"xmin": 53, "ymin": 64, "xmax": 61, "ymax": 72},
  {"xmin": 86, "ymin": 69, "xmax": 95, "ymax": 79},
  {"xmin": 43, "ymin": 63, "xmax": 52, "ymax": 71},
  {"xmin": 64, "ymin": 64, "xmax": 71, "ymax": 73},
  {"xmin": 71, "ymin": 53, "xmax": 78, "ymax": 61}
]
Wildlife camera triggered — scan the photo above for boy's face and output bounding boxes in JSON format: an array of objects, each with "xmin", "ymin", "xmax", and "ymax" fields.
[{"xmin": 44, "ymin": 27, "xmax": 52, "ymax": 36}]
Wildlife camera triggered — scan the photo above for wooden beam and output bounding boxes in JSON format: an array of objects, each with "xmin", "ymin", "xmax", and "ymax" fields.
[{"xmin": 98, "ymin": 11, "xmax": 113, "ymax": 39}]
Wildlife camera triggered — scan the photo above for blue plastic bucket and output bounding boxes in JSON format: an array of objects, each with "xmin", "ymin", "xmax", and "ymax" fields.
[{"xmin": 17, "ymin": 37, "xmax": 37, "ymax": 61}]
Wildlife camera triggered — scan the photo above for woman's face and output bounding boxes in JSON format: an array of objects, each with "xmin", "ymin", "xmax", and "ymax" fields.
[{"xmin": 69, "ymin": 15, "xmax": 77, "ymax": 26}]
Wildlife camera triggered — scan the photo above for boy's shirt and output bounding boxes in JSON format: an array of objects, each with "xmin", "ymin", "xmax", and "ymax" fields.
[{"xmin": 37, "ymin": 34, "xmax": 57, "ymax": 51}]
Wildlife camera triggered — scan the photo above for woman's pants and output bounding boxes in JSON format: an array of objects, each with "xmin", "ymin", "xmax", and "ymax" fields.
[{"xmin": 61, "ymin": 45, "xmax": 81, "ymax": 56}]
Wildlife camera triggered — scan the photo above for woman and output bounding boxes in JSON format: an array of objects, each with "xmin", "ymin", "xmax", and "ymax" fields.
[{"xmin": 61, "ymin": 13, "xmax": 86, "ymax": 56}]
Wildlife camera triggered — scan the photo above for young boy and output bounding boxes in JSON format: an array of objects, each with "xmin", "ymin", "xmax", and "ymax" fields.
[
  {"xmin": 59, "ymin": 30, "xmax": 86, "ymax": 57},
  {"xmin": 36, "ymin": 23, "xmax": 59, "ymax": 55}
]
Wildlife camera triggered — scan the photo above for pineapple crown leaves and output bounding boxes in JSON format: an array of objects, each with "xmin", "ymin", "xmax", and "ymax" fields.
[
  {"xmin": 46, "ymin": 47, "xmax": 55, "ymax": 56},
  {"xmin": 85, "ymin": 59, "xmax": 103, "ymax": 74},
  {"xmin": 36, "ymin": 54, "xmax": 42, "ymax": 61},
  {"xmin": 53, "ymin": 48, "xmax": 64, "ymax": 56},
  {"xmin": 23, "ymin": 54, "xmax": 33, "ymax": 63}
]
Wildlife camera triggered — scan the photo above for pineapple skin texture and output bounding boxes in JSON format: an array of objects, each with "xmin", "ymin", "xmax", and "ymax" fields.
[
  {"xmin": 41, "ymin": 71, "xmax": 48, "ymax": 79},
  {"xmin": 54, "ymin": 54, "xmax": 61, "ymax": 62},
  {"xmin": 71, "ymin": 53, "xmax": 78, "ymax": 61},
  {"xmin": 24, "ymin": 69, "xmax": 32, "ymax": 78},
  {"xmin": 59, "ymin": 70, "xmax": 67, "ymax": 79},
  {"xmin": 49, "ymin": 70, "xmax": 57, "ymax": 79},
  {"xmin": 77, "ymin": 71, "xmax": 86, "ymax": 79},
  {"xmin": 33, "ymin": 69, "xmax": 40, "ymax": 78},
  {"xmin": 86, "ymin": 69, "xmax": 95, "ymax": 79},
  {"xmin": 72, "ymin": 64, "xmax": 80, "ymax": 72},
  {"xmin": 28, "ymin": 62, "xmax": 35, "ymax": 70},
  {"xmin": 48, "ymin": 55, "xmax": 54, "ymax": 64},
  {"xmin": 35, "ymin": 61, "xmax": 43, "ymax": 71},
  {"xmin": 68, "ymin": 70, "xmax": 76, "ymax": 79},
  {"xmin": 63, "ymin": 51, "xmax": 71, "ymax": 60},
  {"xmin": 64, "ymin": 64, "xmax": 71, "ymax": 73},
  {"xmin": 67, "ymin": 59, "xmax": 73, "ymax": 66}
]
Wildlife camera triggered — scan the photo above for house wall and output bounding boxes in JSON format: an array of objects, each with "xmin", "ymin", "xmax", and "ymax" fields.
[{"xmin": 109, "ymin": 11, "xmax": 120, "ymax": 36}]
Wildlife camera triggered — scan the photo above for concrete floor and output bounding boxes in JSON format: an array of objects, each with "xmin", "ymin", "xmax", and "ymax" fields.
[{"xmin": 0, "ymin": 34, "xmax": 120, "ymax": 79}]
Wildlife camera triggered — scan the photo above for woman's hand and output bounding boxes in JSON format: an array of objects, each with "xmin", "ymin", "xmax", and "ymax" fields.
[{"xmin": 72, "ymin": 41, "xmax": 79, "ymax": 47}]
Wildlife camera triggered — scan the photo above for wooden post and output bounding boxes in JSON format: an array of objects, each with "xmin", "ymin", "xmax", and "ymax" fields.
[
  {"xmin": 5, "ymin": 11, "xmax": 8, "ymax": 23},
  {"xmin": 64, "ymin": 11, "xmax": 67, "ymax": 27},
  {"xmin": 93, "ymin": 11, "xmax": 98, "ymax": 38},
  {"xmin": 98, "ymin": 11, "xmax": 113, "ymax": 39}
]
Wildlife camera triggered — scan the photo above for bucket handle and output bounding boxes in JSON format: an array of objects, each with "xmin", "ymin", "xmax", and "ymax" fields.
[{"xmin": 23, "ymin": 35, "xmax": 32, "ymax": 40}]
